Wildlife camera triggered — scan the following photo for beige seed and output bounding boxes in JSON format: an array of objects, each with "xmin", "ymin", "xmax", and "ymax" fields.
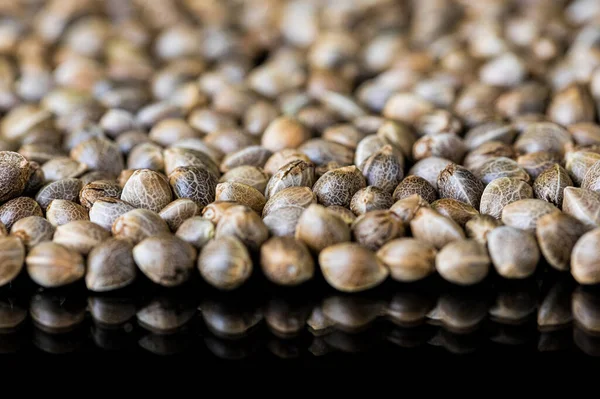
[
  {"xmin": 377, "ymin": 238, "xmax": 436, "ymax": 282},
  {"xmin": 215, "ymin": 182, "xmax": 266, "ymax": 214},
  {"xmin": 465, "ymin": 215, "xmax": 502, "ymax": 245},
  {"xmin": 0, "ymin": 196, "xmax": 43, "ymax": 230},
  {"xmin": 480, "ymin": 177, "xmax": 534, "ymax": 219},
  {"xmin": 410, "ymin": 207, "xmax": 465, "ymax": 249},
  {"xmin": 112, "ymin": 208, "xmax": 170, "ymax": 244},
  {"xmin": 26, "ymin": 242, "xmax": 85, "ymax": 288},
  {"xmin": 562, "ymin": 187, "xmax": 600, "ymax": 228},
  {"xmin": 436, "ymin": 239, "xmax": 490, "ymax": 286},
  {"xmin": 533, "ymin": 164, "xmax": 573, "ymax": 208},
  {"xmin": 216, "ymin": 205, "xmax": 269, "ymax": 252},
  {"xmin": 295, "ymin": 204, "xmax": 351, "ymax": 253},
  {"xmin": 120, "ymin": 169, "xmax": 172, "ymax": 213},
  {"xmin": 312, "ymin": 165, "xmax": 366, "ymax": 207},
  {"xmin": 10, "ymin": 216, "xmax": 54, "ymax": 249},
  {"xmin": 89, "ymin": 197, "xmax": 135, "ymax": 231},
  {"xmin": 158, "ymin": 198, "xmax": 200, "ymax": 231},
  {"xmin": 260, "ymin": 237, "xmax": 314, "ymax": 286},
  {"xmin": 360, "ymin": 145, "xmax": 404, "ymax": 194},
  {"xmin": 86, "ymin": 238, "xmax": 136, "ymax": 292},
  {"xmin": 79, "ymin": 179, "xmax": 122, "ymax": 209},
  {"xmin": 350, "ymin": 186, "xmax": 393, "ymax": 216},
  {"xmin": 169, "ymin": 166, "xmax": 218, "ymax": 208},
  {"xmin": 536, "ymin": 212, "xmax": 591, "ymax": 271},
  {"xmin": 487, "ymin": 226, "xmax": 539, "ymax": 279},
  {"xmin": 262, "ymin": 186, "xmax": 316, "ymax": 218},
  {"xmin": 393, "ymin": 175, "xmax": 438, "ymax": 203},
  {"xmin": 351, "ymin": 210, "xmax": 405, "ymax": 251},
  {"xmin": 53, "ymin": 220, "xmax": 110, "ymax": 255},
  {"xmin": 581, "ymin": 160, "xmax": 600, "ymax": 194},
  {"xmin": 571, "ymin": 228, "xmax": 600, "ymax": 285},
  {"xmin": 501, "ymin": 199, "xmax": 559, "ymax": 231},
  {"xmin": 265, "ymin": 160, "xmax": 315, "ymax": 200},
  {"xmin": 0, "ymin": 236, "xmax": 25, "ymax": 287},
  {"xmin": 198, "ymin": 236, "xmax": 253, "ymax": 290},
  {"xmin": 220, "ymin": 166, "xmax": 270, "ymax": 194},
  {"xmin": 431, "ymin": 199, "xmax": 479, "ymax": 227},
  {"xmin": 175, "ymin": 216, "xmax": 215, "ymax": 250},
  {"xmin": 261, "ymin": 116, "xmax": 312, "ymax": 152},
  {"xmin": 46, "ymin": 200, "xmax": 89, "ymax": 227}
]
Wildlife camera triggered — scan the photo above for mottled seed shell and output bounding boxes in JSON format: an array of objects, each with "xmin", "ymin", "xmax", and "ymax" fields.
[
  {"xmin": 215, "ymin": 182, "xmax": 266, "ymax": 214},
  {"xmin": 474, "ymin": 157, "xmax": 530, "ymax": 185},
  {"xmin": 536, "ymin": 212, "xmax": 591, "ymax": 272},
  {"xmin": 412, "ymin": 134, "xmax": 467, "ymax": 164},
  {"xmin": 0, "ymin": 236, "xmax": 25, "ymax": 287},
  {"xmin": 35, "ymin": 178, "xmax": 83, "ymax": 210},
  {"xmin": 437, "ymin": 164, "xmax": 484, "ymax": 209},
  {"xmin": 263, "ymin": 206, "xmax": 304, "ymax": 237},
  {"xmin": 355, "ymin": 135, "xmax": 385, "ymax": 168},
  {"xmin": 0, "ymin": 196, "xmax": 43, "ymax": 230},
  {"xmin": 562, "ymin": 187, "xmax": 600, "ymax": 228},
  {"xmin": 351, "ymin": 210, "xmax": 405, "ymax": 251},
  {"xmin": 46, "ymin": 200, "xmax": 89, "ymax": 227},
  {"xmin": 158, "ymin": 199, "xmax": 200, "ymax": 231},
  {"xmin": 463, "ymin": 141, "xmax": 515, "ymax": 171},
  {"xmin": 89, "ymin": 197, "xmax": 135, "ymax": 231},
  {"xmin": 410, "ymin": 207, "xmax": 465, "ymax": 249},
  {"xmin": 480, "ymin": 177, "xmax": 534, "ymax": 219},
  {"xmin": 220, "ymin": 166, "xmax": 270, "ymax": 194},
  {"xmin": 465, "ymin": 215, "xmax": 502, "ymax": 245},
  {"xmin": 501, "ymin": 199, "xmax": 559, "ymax": 231},
  {"xmin": 0, "ymin": 151, "xmax": 30, "ymax": 202},
  {"xmin": 533, "ymin": 164, "xmax": 573, "ymax": 208},
  {"xmin": 436, "ymin": 239, "xmax": 490, "ymax": 285},
  {"xmin": 163, "ymin": 147, "xmax": 220, "ymax": 177},
  {"xmin": 53, "ymin": 221, "xmax": 110, "ymax": 255},
  {"xmin": 127, "ymin": 142, "xmax": 165, "ymax": 171},
  {"xmin": 120, "ymin": 169, "xmax": 172, "ymax": 213},
  {"xmin": 298, "ymin": 138, "xmax": 354, "ymax": 166},
  {"xmin": 79, "ymin": 180, "xmax": 122, "ymax": 209},
  {"xmin": 514, "ymin": 122, "xmax": 572, "ymax": 156},
  {"xmin": 175, "ymin": 216, "xmax": 215, "ymax": 249},
  {"xmin": 40, "ymin": 157, "xmax": 87, "ymax": 182},
  {"xmin": 319, "ymin": 243, "xmax": 389, "ymax": 292},
  {"xmin": 312, "ymin": 165, "xmax": 366, "ymax": 207},
  {"xmin": 518, "ymin": 151, "xmax": 563, "ymax": 180},
  {"xmin": 265, "ymin": 160, "xmax": 315, "ymax": 200},
  {"xmin": 390, "ymin": 194, "xmax": 431, "ymax": 225},
  {"xmin": 263, "ymin": 149, "xmax": 311, "ymax": 175},
  {"xmin": 487, "ymin": 226, "xmax": 539, "ymax": 279},
  {"xmin": 26, "ymin": 242, "xmax": 85, "ymax": 288},
  {"xmin": 407, "ymin": 157, "xmax": 452, "ymax": 190},
  {"xmin": 393, "ymin": 175, "xmax": 438, "ymax": 203},
  {"xmin": 133, "ymin": 234, "xmax": 197, "ymax": 287},
  {"xmin": 262, "ymin": 186, "xmax": 316, "ymax": 217},
  {"xmin": 220, "ymin": 146, "xmax": 272, "ymax": 173},
  {"xmin": 350, "ymin": 186, "xmax": 393, "ymax": 216},
  {"xmin": 260, "ymin": 237, "xmax": 314, "ymax": 286},
  {"xmin": 24, "ymin": 161, "xmax": 46, "ymax": 195},
  {"xmin": 295, "ymin": 204, "xmax": 351, "ymax": 252},
  {"xmin": 70, "ymin": 137, "xmax": 124, "ymax": 176},
  {"xmin": 431, "ymin": 199, "xmax": 479, "ymax": 227},
  {"xmin": 169, "ymin": 165, "xmax": 218, "ymax": 208},
  {"xmin": 463, "ymin": 122, "xmax": 516, "ymax": 150},
  {"xmin": 86, "ymin": 238, "xmax": 136, "ymax": 292},
  {"xmin": 10, "ymin": 216, "xmax": 54, "ymax": 249},
  {"xmin": 112, "ymin": 208, "xmax": 170, "ymax": 244},
  {"xmin": 376, "ymin": 120, "xmax": 416, "ymax": 161},
  {"xmin": 566, "ymin": 151, "xmax": 600, "ymax": 185},
  {"xmin": 571, "ymin": 229, "xmax": 600, "ymax": 285},
  {"xmin": 360, "ymin": 145, "xmax": 404, "ymax": 194},
  {"xmin": 377, "ymin": 238, "xmax": 437, "ymax": 282},
  {"xmin": 198, "ymin": 236, "xmax": 253, "ymax": 290},
  {"xmin": 216, "ymin": 205, "xmax": 269, "ymax": 251},
  {"xmin": 582, "ymin": 160, "xmax": 600, "ymax": 194}
]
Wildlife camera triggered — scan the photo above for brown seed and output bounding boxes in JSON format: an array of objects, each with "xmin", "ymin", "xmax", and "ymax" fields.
[
  {"xmin": 431, "ymin": 198, "xmax": 479, "ymax": 227},
  {"xmin": 415, "ymin": 109, "xmax": 462, "ymax": 137},
  {"xmin": 518, "ymin": 151, "xmax": 563, "ymax": 180},
  {"xmin": 312, "ymin": 165, "xmax": 366, "ymax": 207},
  {"xmin": 175, "ymin": 216, "xmax": 215, "ymax": 250},
  {"xmin": 390, "ymin": 194, "xmax": 431, "ymax": 225},
  {"xmin": 360, "ymin": 145, "xmax": 404, "ymax": 194},
  {"xmin": 0, "ymin": 236, "xmax": 25, "ymax": 287},
  {"xmin": 355, "ymin": 135, "xmax": 385, "ymax": 168},
  {"xmin": 565, "ymin": 150, "xmax": 600, "ymax": 185},
  {"xmin": 377, "ymin": 238, "xmax": 436, "ymax": 282},
  {"xmin": 436, "ymin": 239, "xmax": 490, "ymax": 286},
  {"xmin": 215, "ymin": 182, "xmax": 266, "ymax": 214},
  {"xmin": 133, "ymin": 234, "xmax": 197, "ymax": 287},
  {"xmin": 412, "ymin": 133, "xmax": 467, "ymax": 164},
  {"xmin": 40, "ymin": 157, "xmax": 87, "ymax": 182},
  {"xmin": 376, "ymin": 120, "xmax": 416, "ymax": 161},
  {"xmin": 25, "ymin": 242, "xmax": 85, "ymax": 288},
  {"xmin": 410, "ymin": 207, "xmax": 465, "ymax": 249},
  {"xmin": 323, "ymin": 124, "xmax": 367, "ymax": 150},
  {"xmin": 407, "ymin": 157, "xmax": 452, "ymax": 190},
  {"xmin": 53, "ymin": 220, "xmax": 110, "ymax": 255},
  {"xmin": 201, "ymin": 201, "xmax": 238, "ymax": 225},
  {"xmin": 567, "ymin": 122, "xmax": 600, "ymax": 146},
  {"xmin": 571, "ymin": 228, "xmax": 600, "ymax": 285},
  {"xmin": 10, "ymin": 216, "xmax": 54, "ymax": 249},
  {"xmin": 171, "ymin": 138, "xmax": 223, "ymax": 164},
  {"xmin": 437, "ymin": 163, "xmax": 484, "ymax": 209},
  {"xmin": 263, "ymin": 206, "xmax": 304, "ymax": 237},
  {"xmin": 501, "ymin": 199, "xmax": 559, "ymax": 231},
  {"xmin": 1, "ymin": 105, "xmax": 52, "ymax": 143},
  {"xmin": 35, "ymin": 178, "xmax": 83, "ymax": 210},
  {"xmin": 487, "ymin": 226, "xmax": 539, "ymax": 279},
  {"xmin": 317, "ymin": 90, "xmax": 367, "ymax": 121},
  {"xmin": 319, "ymin": 242, "xmax": 389, "ymax": 293},
  {"xmin": 79, "ymin": 180, "xmax": 122, "ymax": 209},
  {"xmin": 188, "ymin": 107, "xmax": 236, "ymax": 135},
  {"xmin": 243, "ymin": 101, "xmax": 279, "ymax": 137},
  {"xmin": 393, "ymin": 175, "xmax": 437, "ymax": 203},
  {"xmin": 351, "ymin": 210, "xmax": 405, "ymax": 251},
  {"xmin": 149, "ymin": 118, "xmax": 201, "ymax": 147},
  {"xmin": 0, "ymin": 196, "xmax": 43, "ymax": 230},
  {"xmin": 263, "ymin": 149, "xmax": 311, "ymax": 175},
  {"xmin": 474, "ymin": 157, "xmax": 530, "ymax": 185},
  {"xmin": 514, "ymin": 122, "xmax": 572, "ymax": 156},
  {"xmin": 112, "ymin": 208, "xmax": 170, "ymax": 244},
  {"xmin": 261, "ymin": 116, "xmax": 311, "ymax": 152},
  {"xmin": 295, "ymin": 204, "xmax": 351, "ymax": 253},
  {"xmin": 158, "ymin": 198, "xmax": 200, "ymax": 231},
  {"xmin": 327, "ymin": 205, "xmax": 357, "ymax": 226},
  {"xmin": 169, "ymin": 165, "xmax": 218, "ymax": 208},
  {"xmin": 23, "ymin": 161, "xmax": 46, "ymax": 195},
  {"xmin": 163, "ymin": 146, "xmax": 220, "ymax": 177},
  {"xmin": 298, "ymin": 138, "xmax": 354, "ymax": 166},
  {"xmin": 463, "ymin": 122, "xmax": 516, "ymax": 150},
  {"xmin": 465, "ymin": 215, "xmax": 503, "ymax": 245},
  {"xmin": 265, "ymin": 160, "xmax": 315, "ymax": 200},
  {"xmin": 536, "ymin": 212, "xmax": 591, "ymax": 272},
  {"xmin": 463, "ymin": 141, "xmax": 515, "ymax": 171},
  {"xmin": 198, "ymin": 236, "xmax": 253, "ymax": 290},
  {"xmin": 0, "ymin": 151, "xmax": 30, "ymax": 202},
  {"xmin": 262, "ymin": 186, "xmax": 316, "ymax": 218},
  {"xmin": 0, "ymin": 222, "xmax": 5, "ymax": 236},
  {"xmin": 127, "ymin": 142, "xmax": 165, "ymax": 171},
  {"xmin": 120, "ymin": 169, "xmax": 172, "ymax": 213},
  {"xmin": 86, "ymin": 237, "xmax": 137, "ymax": 292},
  {"xmin": 260, "ymin": 237, "xmax": 314, "ymax": 286},
  {"xmin": 118, "ymin": 169, "xmax": 135, "ymax": 187},
  {"xmin": 495, "ymin": 82, "xmax": 549, "ymax": 119},
  {"xmin": 582, "ymin": 160, "xmax": 600, "ymax": 194},
  {"xmin": 46, "ymin": 200, "xmax": 89, "ymax": 227},
  {"xmin": 562, "ymin": 187, "xmax": 600, "ymax": 229},
  {"xmin": 547, "ymin": 84, "xmax": 596, "ymax": 126},
  {"xmin": 480, "ymin": 177, "xmax": 534, "ymax": 219},
  {"xmin": 89, "ymin": 197, "xmax": 135, "ymax": 231},
  {"xmin": 70, "ymin": 136, "xmax": 124, "ymax": 176},
  {"xmin": 219, "ymin": 146, "xmax": 272, "ymax": 174},
  {"xmin": 216, "ymin": 205, "xmax": 269, "ymax": 252},
  {"xmin": 533, "ymin": 164, "xmax": 573, "ymax": 208}
]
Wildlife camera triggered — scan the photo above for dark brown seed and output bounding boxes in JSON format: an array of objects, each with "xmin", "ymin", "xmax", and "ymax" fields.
[
  {"xmin": 169, "ymin": 166, "xmax": 218, "ymax": 208},
  {"xmin": 298, "ymin": 138, "xmax": 354, "ymax": 166},
  {"xmin": 533, "ymin": 164, "xmax": 573, "ymax": 208},
  {"xmin": 23, "ymin": 161, "xmax": 45, "ymax": 195},
  {"xmin": 431, "ymin": 199, "xmax": 479, "ymax": 227},
  {"xmin": 0, "ymin": 151, "xmax": 30, "ymax": 202},
  {"xmin": 351, "ymin": 210, "xmax": 405, "ymax": 251},
  {"xmin": 393, "ymin": 175, "xmax": 437, "ymax": 203},
  {"xmin": 265, "ymin": 160, "xmax": 315, "ymax": 200},
  {"xmin": 260, "ymin": 237, "xmax": 314, "ymax": 286},
  {"xmin": 437, "ymin": 164, "xmax": 484, "ymax": 209},
  {"xmin": 312, "ymin": 165, "xmax": 366, "ymax": 207},
  {"xmin": 35, "ymin": 178, "xmax": 83, "ymax": 210},
  {"xmin": 79, "ymin": 180, "xmax": 122, "ymax": 209},
  {"xmin": 0, "ymin": 197, "xmax": 43, "ymax": 230},
  {"xmin": 360, "ymin": 145, "xmax": 404, "ymax": 194},
  {"xmin": 349, "ymin": 186, "xmax": 393, "ymax": 216},
  {"xmin": 536, "ymin": 212, "xmax": 591, "ymax": 272},
  {"xmin": 159, "ymin": 199, "xmax": 200, "ymax": 231}
]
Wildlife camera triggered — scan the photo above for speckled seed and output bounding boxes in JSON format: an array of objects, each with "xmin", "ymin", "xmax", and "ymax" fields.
[
  {"xmin": 312, "ymin": 165, "xmax": 366, "ymax": 207},
  {"xmin": 169, "ymin": 166, "xmax": 218, "ymax": 208},
  {"xmin": 120, "ymin": 169, "xmax": 172, "ymax": 213},
  {"xmin": 158, "ymin": 199, "xmax": 200, "ymax": 231},
  {"xmin": 533, "ymin": 164, "xmax": 573, "ymax": 208},
  {"xmin": 0, "ymin": 151, "xmax": 30, "ymax": 202},
  {"xmin": 518, "ymin": 151, "xmax": 563, "ymax": 180},
  {"xmin": 436, "ymin": 239, "xmax": 490, "ymax": 285},
  {"xmin": 431, "ymin": 199, "xmax": 479, "ymax": 227},
  {"xmin": 465, "ymin": 215, "xmax": 503, "ymax": 245},
  {"xmin": 127, "ymin": 142, "xmax": 165, "ymax": 171},
  {"xmin": 79, "ymin": 180, "xmax": 122, "ymax": 210},
  {"xmin": 53, "ymin": 221, "xmax": 110, "ymax": 255},
  {"xmin": 412, "ymin": 134, "xmax": 467, "ymax": 164},
  {"xmin": 582, "ymin": 160, "xmax": 600, "ymax": 194},
  {"xmin": 41, "ymin": 157, "xmax": 87, "ymax": 182},
  {"xmin": 565, "ymin": 151, "xmax": 600, "ymax": 185},
  {"xmin": 25, "ymin": 242, "xmax": 85, "ymax": 288},
  {"xmin": 295, "ymin": 204, "xmax": 351, "ymax": 253},
  {"xmin": 265, "ymin": 160, "xmax": 315, "ymax": 200},
  {"xmin": 562, "ymin": 187, "xmax": 600, "ymax": 229},
  {"xmin": 298, "ymin": 138, "xmax": 354, "ymax": 166},
  {"xmin": 215, "ymin": 182, "xmax": 266, "ymax": 214},
  {"xmin": 86, "ymin": 238, "xmax": 136, "ymax": 292},
  {"xmin": 536, "ymin": 212, "xmax": 591, "ymax": 272},
  {"xmin": 514, "ymin": 122, "xmax": 572, "ymax": 156},
  {"xmin": 263, "ymin": 206, "xmax": 304, "ymax": 237},
  {"xmin": 349, "ymin": 186, "xmax": 392, "ymax": 216},
  {"xmin": 487, "ymin": 226, "xmax": 539, "ymax": 279},
  {"xmin": 112, "ymin": 208, "xmax": 170, "ymax": 244},
  {"xmin": 216, "ymin": 205, "xmax": 269, "ymax": 252},
  {"xmin": 70, "ymin": 137, "xmax": 124, "ymax": 176},
  {"xmin": 262, "ymin": 186, "xmax": 316, "ymax": 218},
  {"xmin": 360, "ymin": 145, "xmax": 404, "ymax": 194},
  {"xmin": 0, "ymin": 197, "xmax": 43, "ymax": 230},
  {"xmin": 163, "ymin": 147, "xmax": 220, "ymax": 177},
  {"xmin": 220, "ymin": 166, "xmax": 270, "ymax": 194},
  {"xmin": 377, "ymin": 238, "xmax": 437, "ymax": 282},
  {"xmin": 480, "ymin": 177, "xmax": 534, "ymax": 219},
  {"xmin": 351, "ymin": 210, "xmax": 405, "ymax": 251},
  {"xmin": 407, "ymin": 157, "xmax": 452, "ymax": 190},
  {"xmin": 0, "ymin": 236, "xmax": 25, "ymax": 287},
  {"xmin": 46, "ymin": 200, "xmax": 89, "ymax": 227},
  {"xmin": 501, "ymin": 199, "xmax": 559, "ymax": 231},
  {"xmin": 80, "ymin": 171, "xmax": 117, "ymax": 186},
  {"xmin": 175, "ymin": 216, "xmax": 215, "ymax": 249},
  {"xmin": 260, "ymin": 237, "xmax": 314, "ymax": 286},
  {"xmin": 571, "ymin": 229, "xmax": 600, "ymax": 285},
  {"xmin": 261, "ymin": 116, "xmax": 312, "ymax": 152},
  {"xmin": 437, "ymin": 163, "xmax": 484, "ymax": 209},
  {"xmin": 35, "ymin": 178, "xmax": 83, "ymax": 210},
  {"xmin": 219, "ymin": 146, "xmax": 273, "ymax": 173},
  {"xmin": 263, "ymin": 149, "xmax": 311, "ymax": 175},
  {"xmin": 198, "ymin": 236, "xmax": 253, "ymax": 290},
  {"xmin": 89, "ymin": 198, "xmax": 135, "ymax": 231},
  {"xmin": 391, "ymin": 176, "xmax": 436, "ymax": 204},
  {"xmin": 319, "ymin": 242, "xmax": 389, "ymax": 293},
  {"xmin": 133, "ymin": 234, "xmax": 197, "ymax": 287},
  {"xmin": 474, "ymin": 157, "xmax": 530, "ymax": 185},
  {"xmin": 410, "ymin": 207, "xmax": 465, "ymax": 249}
]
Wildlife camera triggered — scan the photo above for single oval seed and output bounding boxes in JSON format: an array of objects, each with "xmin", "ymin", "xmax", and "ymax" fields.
[
  {"xmin": 86, "ymin": 238, "xmax": 136, "ymax": 292},
  {"xmin": 436, "ymin": 239, "xmax": 490, "ymax": 286},
  {"xmin": 488, "ymin": 226, "xmax": 539, "ymax": 279},
  {"xmin": 377, "ymin": 238, "xmax": 437, "ymax": 282}
]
